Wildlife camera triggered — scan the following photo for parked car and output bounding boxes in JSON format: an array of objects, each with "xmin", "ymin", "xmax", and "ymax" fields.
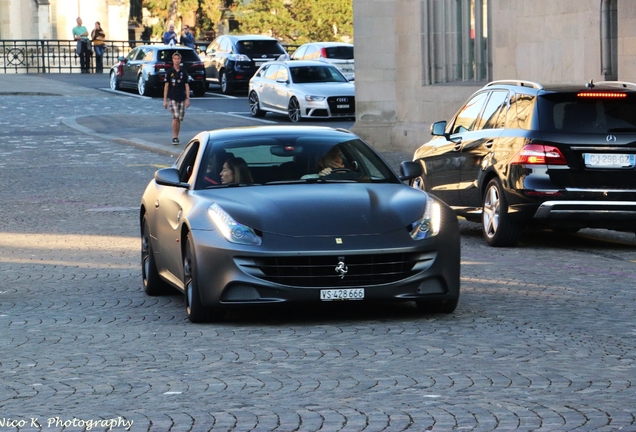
[
  {"xmin": 140, "ymin": 125, "xmax": 461, "ymax": 322},
  {"xmin": 291, "ymin": 42, "xmax": 355, "ymax": 81},
  {"xmin": 412, "ymin": 79, "xmax": 636, "ymax": 247},
  {"xmin": 202, "ymin": 34, "xmax": 287, "ymax": 94},
  {"xmin": 109, "ymin": 45, "xmax": 206, "ymax": 97},
  {"xmin": 248, "ymin": 60, "xmax": 355, "ymax": 122}
]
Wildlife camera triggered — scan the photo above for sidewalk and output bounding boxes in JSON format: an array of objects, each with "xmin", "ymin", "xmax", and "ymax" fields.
[{"xmin": 0, "ymin": 73, "xmax": 412, "ymax": 168}]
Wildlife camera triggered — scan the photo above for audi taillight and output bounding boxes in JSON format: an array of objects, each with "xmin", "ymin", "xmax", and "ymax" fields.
[{"xmin": 510, "ymin": 144, "xmax": 567, "ymax": 165}]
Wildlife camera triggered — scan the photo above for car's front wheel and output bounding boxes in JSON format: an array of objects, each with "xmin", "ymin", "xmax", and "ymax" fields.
[
  {"xmin": 192, "ymin": 86, "xmax": 206, "ymax": 97},
  {"xmin": 482, "ymin": 178, "xmax": 523, "ymax": 247},
  {"xmin": 137, "ymin": 75, "xmax": 150, "ymax": 96},
  {"xmin": 249, "ymin": 91, "xmax": 266, "ymax": 117},
  {"xmin": 109, "ymin": 71, "xmax": 120, "ymax": 91},
  {"xmin": 184, "ymin": 233, "xmax": 220, "ymax": 323},
  {"xmin": 288, "ymin": 97, "xmax": 302, "ymax": 122},
  {"xmin": 141, "ymin": 215, "xmax": 171, "ymax": 296}
]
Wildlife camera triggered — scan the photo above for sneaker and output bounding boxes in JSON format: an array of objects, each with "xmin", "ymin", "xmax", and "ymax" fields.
[{"xmin": 172, "ymin": 138, "xmax": 179, "ymax": 145}]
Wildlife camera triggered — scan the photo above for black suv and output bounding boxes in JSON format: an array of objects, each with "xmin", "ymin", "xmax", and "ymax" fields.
[
  {"xmin": 203, "ymin": 35, "xmax": 287, "ymax": 94},
  {"xmin": 410, "ymin": 80, "xmax": 636, "ymax": 246},
  {"xmin": 109, "ymin": 45, "xmax": 206, "ymax": 97}
]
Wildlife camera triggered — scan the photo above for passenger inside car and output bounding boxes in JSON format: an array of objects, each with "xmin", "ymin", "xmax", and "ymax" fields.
[{"xmin": 220, "ymin": 157, "xmax": 253, "ymax": 184}]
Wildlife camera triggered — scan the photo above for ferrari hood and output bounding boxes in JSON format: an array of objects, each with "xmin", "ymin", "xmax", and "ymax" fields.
[{"xmin": 195, "ymin": 183, "xmax": 428, "ymax": 237}]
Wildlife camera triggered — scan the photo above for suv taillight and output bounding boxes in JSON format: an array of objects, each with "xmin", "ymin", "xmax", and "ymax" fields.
[
  {"xmin": 155, "ymin": 62, "xmax": 171, "ymax": 72},
  {"xmin": 510, "ymin": 144, "xmax": 567, "ymax": 165},
  {"xmin": 320, "ymin": 47, "xmax": 328, "ymax": 59},
  {"xmin": 231, "ymin": 54, "xmax": 251, "ymax": 62}
]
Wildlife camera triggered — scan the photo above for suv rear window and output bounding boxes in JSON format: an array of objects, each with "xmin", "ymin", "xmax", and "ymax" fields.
[
  {"xmin": 538, "ymin": 93, "xmax": 636, "ymax": 133},
  {"xmin": 158, "ymin": 49, "xmax": 200, "ymax": 62},
  {"xmin": 324, "ymin": 46, "xmax": 354, "ymax": 60},
  {"xmin": 236, "ymin": 40, "xmax": 286, "ymax": 56}
]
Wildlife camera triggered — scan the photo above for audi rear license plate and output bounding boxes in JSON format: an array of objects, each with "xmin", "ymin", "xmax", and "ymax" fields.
[
  {"xmin": 584, "ymin": 153, "xmax": 635, "ymax": 168},
  {"xmin": 320, "ymin": 288, "xmax": 364, "ymax": 301}
]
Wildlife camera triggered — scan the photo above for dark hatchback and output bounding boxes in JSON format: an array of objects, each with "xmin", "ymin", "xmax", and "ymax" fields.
[
  {"xmin": 203, "ymin": 34, "xmax": 287, "ymax": 94},
  {"xmin": 412, "ymin": 80, "xmax": 636, "ymax": 246},
  {"xmin": 109, "ymin": 45, "xmax": 207, "ymax": 97}
]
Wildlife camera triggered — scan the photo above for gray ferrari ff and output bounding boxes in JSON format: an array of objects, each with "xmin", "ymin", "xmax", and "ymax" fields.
[{"xmin": 140, "ymin": 126, "xmax": 460, "ymax": 322}]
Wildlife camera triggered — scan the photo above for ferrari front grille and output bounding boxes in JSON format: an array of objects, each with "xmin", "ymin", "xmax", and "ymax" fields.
[{"xmin": 237, "ymin": 252, "xmax": 430, "ymax": 287}]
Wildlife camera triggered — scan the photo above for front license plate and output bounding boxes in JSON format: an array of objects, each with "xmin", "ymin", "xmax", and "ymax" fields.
[
  {"xmin": 584, "ymin": 153, "xmax": 635, "ymax": 168},
  {"xmin": 337, "ymin": 104, "xmax": 350, "ymax": 109},
  {"xmin": 320, "ymin": 288, "xmax": 364, "ymax": 301}
]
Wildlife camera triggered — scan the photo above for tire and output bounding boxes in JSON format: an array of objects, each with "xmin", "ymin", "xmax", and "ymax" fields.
[
  {"xmin": 482, "ymin": 178, "xmax": 523, "ymax": 247},
  {"xmin": 184, "ymin": 233, "xmax": 219, "ymax": 323},
  {"xmin": 193, "ymin": 86, "xmax": 206, "ymax": 97},
  {"xmin": 288, "ymin": 97, "xmax": 301, "ymax": 122},
  {"xmin": 249, "ymin": 91, "xmax": 266, "ymax": 117},
  {"xmin": 220, "ymin": 71, "xmax": 233, "ymax": 95},
  {"xmin": 137, "ymin": 74, "xmax": 149, "ymax": 96},
  {"xmin": 416, "ymin": 298, "xmax": 459, "ymax": 314},
  {"xmin": 141, "ymin": 215, "xmax": 171, "ymax": 296},
  {"xmin": 109, "ymin": 71, "xmax": 120, "ymax": 91}
]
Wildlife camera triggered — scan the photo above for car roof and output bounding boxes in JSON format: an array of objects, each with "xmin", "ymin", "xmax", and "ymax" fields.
[
  {"xmin": 269, "ymin": 60, "xmax": 342, "ymax": 68},
  {"xmin": 483, "ymin": 80, "xmax": 636, "ymax": 95},
  {"xmin": 299, "ymin": 42, "xmax": 354, "ymax": 47},
  {"xmin": 224, "ymin": 34, "xmax": 280, "ymax": 42}
]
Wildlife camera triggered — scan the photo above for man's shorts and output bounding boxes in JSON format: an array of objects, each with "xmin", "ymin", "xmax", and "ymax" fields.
[{"xmin": 169, "ymin": 100, "xmax": 186, "ymax": 121}]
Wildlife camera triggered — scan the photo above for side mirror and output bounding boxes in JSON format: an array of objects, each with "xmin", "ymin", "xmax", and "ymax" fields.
[
  {"xmin": 276, "ymin": 77, "xmax": 288, "ymax": 84},
  {"xmin": 430, "ymin": 121, "xmax": 447, "ymax": 136},
  {"xmin": 154, "ymin": 168, "xmax": 189, "ymax": 188},
  {"xmin": 399, "ymin": 161, "xmax": 423, "ymax": 181}
]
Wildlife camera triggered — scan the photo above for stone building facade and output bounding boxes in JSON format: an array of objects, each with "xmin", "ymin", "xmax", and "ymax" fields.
[
  {"xmin": 0, "ymin": 0, "xmax": 129, "ymax": 42},
  {"xmin": 352, "ymin": 0, "xmax": 636, "ymax": 153}
]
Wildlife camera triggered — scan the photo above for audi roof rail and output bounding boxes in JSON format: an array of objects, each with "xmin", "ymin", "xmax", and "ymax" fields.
[
  {"xmin": 594, "ymin": 80, "xmax": 636, "ymax": 90},
  {"xmin": 485, "ymin": 80, "xmax": 543, "ymax": 90}
]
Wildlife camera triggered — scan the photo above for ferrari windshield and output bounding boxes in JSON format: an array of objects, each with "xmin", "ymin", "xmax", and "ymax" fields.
[{"xmin": 195, "ymin": 131, "xmax": 399, "ymax": 188}]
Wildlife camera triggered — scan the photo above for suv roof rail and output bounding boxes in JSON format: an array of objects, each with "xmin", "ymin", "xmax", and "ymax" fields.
[
  {"xmin": 486, "ymin": 80, "xmax": 543, "ymax": 90},
  {"xmin": 594, "ymin": 81, "xmax": 636, "ymax": 90}
]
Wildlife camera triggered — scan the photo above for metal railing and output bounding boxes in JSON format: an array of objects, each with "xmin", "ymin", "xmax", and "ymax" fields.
[{"xmin": 0, "ymin": 39, "xmax": 299, "ymax": 74}]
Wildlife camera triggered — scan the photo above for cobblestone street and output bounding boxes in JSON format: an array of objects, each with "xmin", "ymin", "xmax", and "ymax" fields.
[{"xmin": 0, "ymin": 75, "xmax": 635, "ymax": 431}]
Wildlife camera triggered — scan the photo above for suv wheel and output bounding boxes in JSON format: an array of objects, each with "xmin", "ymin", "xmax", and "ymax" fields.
[
  {"xmin": 482, "ymin": 178, "xmax": 523, "ymax": 247},
  {"xmin": 137, "ymin": 75, "xmax": 149, "ymax": 96},
  {"xmin": 220, "ymin": 72, "xmax": 233, "ymax": 95}
]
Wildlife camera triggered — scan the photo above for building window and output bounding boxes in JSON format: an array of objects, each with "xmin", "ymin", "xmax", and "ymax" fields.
[{"xmin": 422, "ymin": 0, "xmax": 490, "ymax": 84}]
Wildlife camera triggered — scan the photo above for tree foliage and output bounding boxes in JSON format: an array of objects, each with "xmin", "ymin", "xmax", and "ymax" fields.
[
  {"xmin": 232, "ymin": 0, "xmax": 353, "ymax": 44},
  {"xmin": 143, "ymin": 0, "xmax": 231, "ymax": 39}
]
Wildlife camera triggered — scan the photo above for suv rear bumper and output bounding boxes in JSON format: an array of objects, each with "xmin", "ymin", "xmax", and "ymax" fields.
[{"xmin": 533, "ymin": 200, "xmax": 636, "ymax": 229}]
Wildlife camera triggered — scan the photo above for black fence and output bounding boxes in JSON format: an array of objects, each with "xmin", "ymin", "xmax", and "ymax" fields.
[{"xmin": 0, "ymin": 39, "xmax": 299, "ymax": 74}]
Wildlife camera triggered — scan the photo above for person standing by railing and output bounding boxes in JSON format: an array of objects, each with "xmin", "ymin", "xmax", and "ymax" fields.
[
  {"xmin": 91, "ymin": 22, "xmax": 106, "ymax": 73},
  {"xmin": 73, "ymin": 17, "xmax": 91, "ymax": 73}
]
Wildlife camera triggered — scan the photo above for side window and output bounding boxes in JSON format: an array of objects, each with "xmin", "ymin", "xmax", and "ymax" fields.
[
  {"xmin": 510, "ymin": 94, "xmax": 535, "ymax": 130},
  {"xmin": 206, "ymin": 41, "xmax": 219, "ymax": 55},
  {"xmin": 126, "ymin": 48, "xmax": 139, "ymax": 61},
  {"xmin": 276, "ymin": 66, "xmax": 289, "ymax": 81},
  {"xmin": 255, "ymin": 64, "xmax": 269, "ymax": 78},
  {"xmin": 306, "ymin": 46, "xmax": 318, "ymax": 59},
  {"xmin": 293, "ymin": 45, "xmax": 307, "ymax": 59},
  {"xmin": 222, "ymin": 38, "xmax": 232, "ymax": 53},
  {"xmin": 176, "ymin": 141, "xmax": 200, "ymax": 183},
  {"xmin": 143, "ymin": 49, "xmax": 154, "ymax": 61},
  {"xmin": 479, "ymin": 91, "xmax": 509, "ymax": 130},
  {"xmin": 263, "ymin": 65, "xmax": 279, "ymax": 80},
  {"xmin": 451, "ymin": 92, "xmax": 489, "ymax": 134}
]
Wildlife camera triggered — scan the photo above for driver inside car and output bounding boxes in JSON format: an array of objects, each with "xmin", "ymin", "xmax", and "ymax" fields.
[{"xmin": 302, "ymin": 146, "xmax": 346, "ymax": 179}]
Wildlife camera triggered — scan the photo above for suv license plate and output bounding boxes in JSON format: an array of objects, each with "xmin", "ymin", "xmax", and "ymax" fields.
[
  {"xmin": 320, "ymin": 288, "xmax": 364, "ymax": 301},
  {"xmin": 584, "ymin": 153, "xmax": 635, "ymax": 168}
]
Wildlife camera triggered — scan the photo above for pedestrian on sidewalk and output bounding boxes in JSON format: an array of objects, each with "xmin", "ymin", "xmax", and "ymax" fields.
[
  {"xmin": 163, "ymin": 51, "xmax": 190, "ymax": 145},
  {"xmin": 163, "ymin": 23, "xmax": 178, "ymax": 46},
  {"xmin": 73, "ymin": 17, "xmax": 91, "ymax": 73},
  {"xmin": 91, "ymin": 21, "xmax": 106, "ymax": 73}
]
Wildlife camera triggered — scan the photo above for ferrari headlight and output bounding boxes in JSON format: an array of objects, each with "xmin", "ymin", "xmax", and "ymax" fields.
[
  {"xmin": 208, "ymin": 203, "xmax": 262, "ymax": 245},
  {"xmin": 305, "ymin": 95, "xmax": 325, "ymax": 101},
  {"xmin": 409, "ymin": 195, "xmax": 442, "ymax": 240}
]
